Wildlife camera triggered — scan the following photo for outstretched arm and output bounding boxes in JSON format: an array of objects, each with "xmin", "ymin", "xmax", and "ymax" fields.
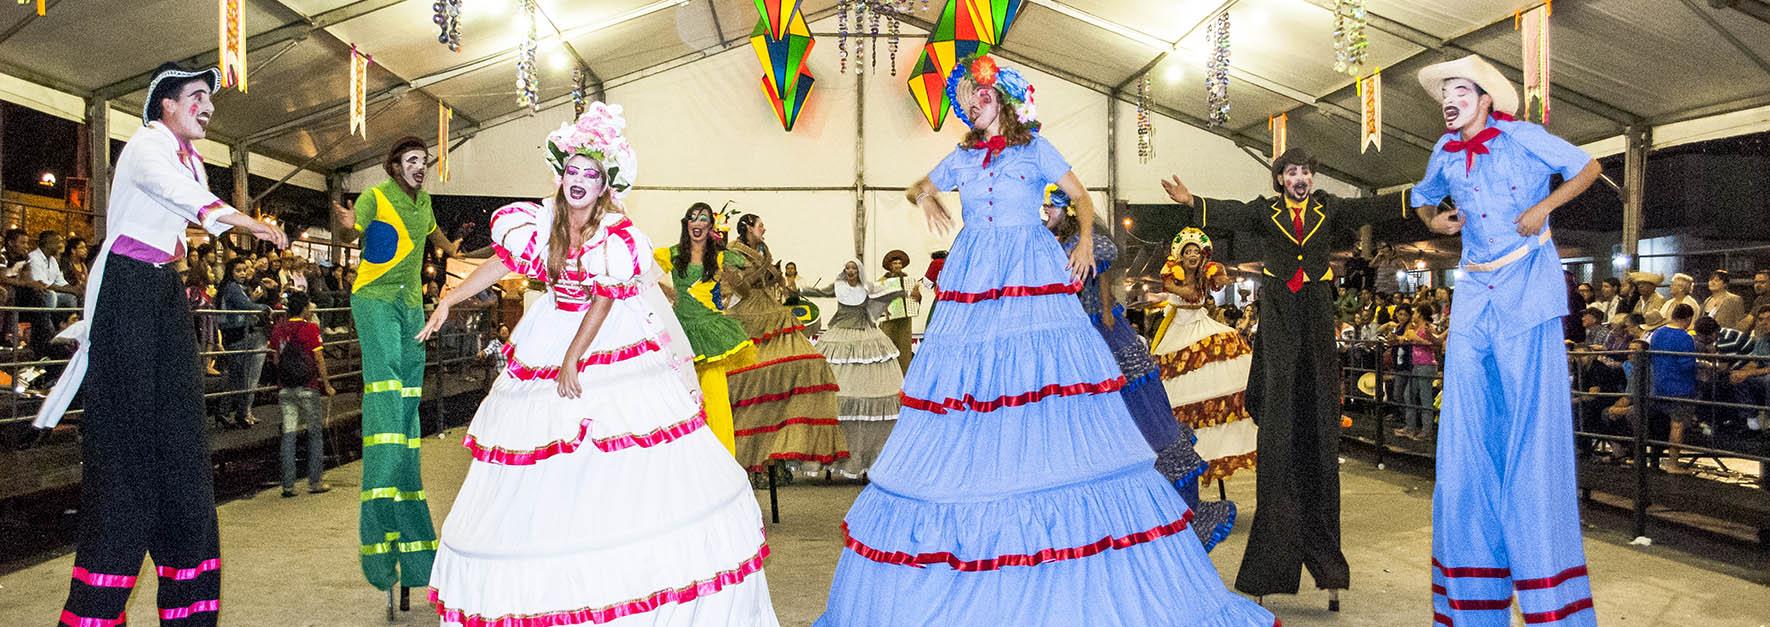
[
  {"xmin": 907, "ymin": 177, "xmax": 954, "ymax": 237},
  {"xmin": 1158, "ymin": 174, "xmax": 1258, "ymax": 237},
  {"xmin": 416, "ymin": 259, "xmax": 510, "ymax": 341}
]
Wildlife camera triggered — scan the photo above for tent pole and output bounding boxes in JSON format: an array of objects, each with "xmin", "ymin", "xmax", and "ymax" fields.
[
  {"xmin": 84, "ymin": 96, "xmax": 111, "ymax": 236},
  {"xmin": 1106, "ymin": 88, "xmax": 1119, "ymax": 239},
  {"xmin": 1620, "ymin": 125, "xmax": 1650, "ymax": 267},
  {"xmin": 854, "ymin": 63, "xmax": 867, "ymax": 261}
]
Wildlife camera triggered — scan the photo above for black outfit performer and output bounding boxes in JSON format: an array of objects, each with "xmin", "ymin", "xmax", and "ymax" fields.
[
  {"xmin": 34, "ymin": 63, "xmax": 286, "ymax": 626},
  {"xmin": 1165, "ymin": 148, "xmax": 1410, "ymax": 602}
]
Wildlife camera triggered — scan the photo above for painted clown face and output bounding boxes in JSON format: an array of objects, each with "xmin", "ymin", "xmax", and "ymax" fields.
[
  {"xmin": 957, "ymin": 79, "xmax": 1002, "ymax": 133},
  {"xmin": 685, "ymin": 207, "xmax": 713, "ymax": 243},
  {"xmin": 396, "ymin": 149, "xmax": 428, "ymax": 190},
  {"xmin": 560, "ymin": 154, "xmax": 606, "ymax": 211},
  {"xmin": 1278, "ymin": 164, "xmax": 1314, "ymax": 202},
  {"xmin": 1440, "ymin": 77, "xmax": 1489, "ymax": 132},
  {"xmin": 161, "ymin": 80, "xmax": 215, "ymax": 142}
]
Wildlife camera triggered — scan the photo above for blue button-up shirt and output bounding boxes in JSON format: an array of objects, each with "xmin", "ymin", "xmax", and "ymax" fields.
[
  {"xmin": 928, "ymin": 135, "xmax": 1072, "ymax": 228},
  {"xmin": 1411, "ymin": 117, "xmax": 1594, "ymax": 337}
]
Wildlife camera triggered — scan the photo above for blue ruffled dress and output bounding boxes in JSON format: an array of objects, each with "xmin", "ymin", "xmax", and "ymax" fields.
[
  {"xmin": 1064, "ymin": 231, "xmax": 1237, "ymax": 552},
  {"xmin": 815, "ymin": 136, "xmax": 1273, "ymax": 626}
]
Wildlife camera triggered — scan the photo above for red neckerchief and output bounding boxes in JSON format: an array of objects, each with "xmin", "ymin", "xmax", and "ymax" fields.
[
  {"xmin": 1444, "ymin": 127, "xmax": 1502, "ymax": 174},
  {"xmin": 976, "ymin": 135, "xmax": 1008, "ymax": 168}
]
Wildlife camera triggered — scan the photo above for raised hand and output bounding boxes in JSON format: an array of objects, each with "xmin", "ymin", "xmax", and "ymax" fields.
[{"xmin": 1160, "ymin": 175, "xmax": 1194, "ymax": 206}]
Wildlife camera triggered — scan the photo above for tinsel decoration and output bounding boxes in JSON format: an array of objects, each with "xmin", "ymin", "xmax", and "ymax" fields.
[
  {"xmin": 1268, "ymin": 112, "xmax": 1287, "ymax": 158},
  {"xmin": 219, "ymin": 0, "xmax": 247, "ymax": 92},
  {"xmin": 1516, "ymin": 1, "xmax": 1552, "ymax": 123},
  {"xmin": 571, "ymin": 67, "xmax": 589, "ymax": 117},
  {"xmin": 1136, "ymin": 75, "xmax": 1153, "ymax": 163},
  {"xmin": 1357, "ymin": 68, "xmax": 1382, "ymax": 153},
  {"xmin": 838, "ymin": 1, "xmax": 914, "ymax": 75},
  {"xmin": 1204, "ymin": 12, "xmax": 1231, "ymax": 127},
  {"xmin": 752, "ymin": 0, "xmax": 817, "ymax": 131},
  {"xmin": 433, "ymin": 0, "xmax": 462, "ymax": 51},
  {"xmin": 516, "ymin": 0, "xmax": 539, "ymax": 112},
  {"xmin": 1331, "ymin": 0, "xmax": 1368, "ymax": 76},
  {"xmin": 349, "ymin": 45, "xmax": 370, "ymax": 138},
  {"xmin": 853, "ymin": 0, "xmax": 867, "ymax": 74},
  {"xmin": 888, "ymin": 2, "xmax": 902, "ymax": 76},
  {"xmin": 437, "ymin": 102, "xmax": 452, "ymax": 184},
  {"xmin": 838, "ymin": 0, "xmax": 849, "ymax": 73}
]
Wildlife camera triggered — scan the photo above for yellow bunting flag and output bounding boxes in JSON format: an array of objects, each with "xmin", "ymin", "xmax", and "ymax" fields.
[
  {"xmin": 19, "ymin": 0, "xmax": 44, "ymax": 16},
  {"xmin": 349, "ymin": 46, "xmax": 370, "ymax": 139},
  {"xmin": 1515, "ymin": 1, "xmax": 1552, "ymax": 123},
  {"xmin": 1268, "ymin": 112, "xmax": 1288, "ymax": 159},
  {"xmin": 1357, "ymin": 68, "xmax": 1382, "ymax": 153},
  {"xmin": 219, "ymin": 0, "xmax": 247, "ymax": 92},
  {"xmin": 437, "ymin": 102, "xmax": 452, "ymax": 184}
]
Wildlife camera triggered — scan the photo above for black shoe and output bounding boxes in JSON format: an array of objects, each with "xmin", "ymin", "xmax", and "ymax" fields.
[{"xmin": 281, "ymin": 488, "xmax": 297, "ymax": 498}]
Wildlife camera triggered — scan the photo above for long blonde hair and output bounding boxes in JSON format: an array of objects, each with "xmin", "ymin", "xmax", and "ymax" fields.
[{"xmin": 545, "ymin": 161, "xmax": 614, "ymax": 282}]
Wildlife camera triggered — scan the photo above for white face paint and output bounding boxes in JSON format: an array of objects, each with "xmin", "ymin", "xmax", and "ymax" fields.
[
  {"xmin": 1440, "ymin": 77, "xmax": 1486, "ymax": 131},
  {"xmin": 1278, "ymin": 164, "xmax": 1314, "ymax": 202},
  {"xmin": 396, "ymin": 150, "xmax": 428, "ymax": 190},
  {"xmin": 560, "ymin": 155, "xmax": 605, "ymax": 211},
  {"xmin": 958, "ymin": 80, "xmax": 1002, "ymax": 133}
]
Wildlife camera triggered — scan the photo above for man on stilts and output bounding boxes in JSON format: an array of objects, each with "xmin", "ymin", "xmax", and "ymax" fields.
[
  {"xmin": 35, "ymin": 62, "xmax": 288, "ymax": 626},
  {"xmin": 1412, "ymin": 55, "xmax": 1600, "ymax": 627},
  {"xmin": 331, "ymin": 137, "xmax": 458, "ymax": 595},
  {"xmin": 1160, "ymin": 148, "xmax": 1412, "ymax": 610}
]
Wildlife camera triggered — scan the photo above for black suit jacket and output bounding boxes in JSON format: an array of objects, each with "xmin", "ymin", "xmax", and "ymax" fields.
[{"xmin": 1182, "ymin": 191, "xmax": 1411, "ymax": 286}]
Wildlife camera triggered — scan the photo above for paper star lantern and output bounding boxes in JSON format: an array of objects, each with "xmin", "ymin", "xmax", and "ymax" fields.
[{"xmin": 752, "ymin": 0, "xmax": 817, "ymax": 131}]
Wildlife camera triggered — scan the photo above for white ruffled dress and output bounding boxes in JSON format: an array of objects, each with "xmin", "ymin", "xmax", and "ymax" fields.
[{"xmin": 427, "ymin": 202, "xmax": 778, "ymax": 627}]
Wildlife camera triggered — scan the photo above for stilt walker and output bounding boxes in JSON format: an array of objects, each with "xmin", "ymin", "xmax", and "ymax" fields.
[
  {"xmin": 1160, "ymin": 147, "xmax": 1410, "ymax": 607},
  {"xmin": 1412, "ymin": 55, "xmax": 1601, "ymax": 627},
  {"xmin": 34, "ymin": 62, "xmax": 289, "ymax": 626},
  {"xmin": 330, "ymin": 137, "xmax": 460, "ymax": 593},
  {"xmin": 656, "ymin": 202, "xmax": 756, "ymax": 455}
]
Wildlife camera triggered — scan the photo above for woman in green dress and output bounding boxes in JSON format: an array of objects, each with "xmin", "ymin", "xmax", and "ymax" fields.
[{"xmin": 654, "ymin": 202, "xmax": 754, "ymax": 455}]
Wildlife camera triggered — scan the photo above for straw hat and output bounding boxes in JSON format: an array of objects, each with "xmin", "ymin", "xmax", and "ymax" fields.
[
  {"xmin": 1357, "ymin": 372, "xmax": 1379, "ymax": 397},
  {"xmin": 1416, "ymin": 54, "xmax": 1519, "ymax": 118},
  {"xmin": 1626, "ymin": 271, "xmax": 1664, "ymax": 286}
]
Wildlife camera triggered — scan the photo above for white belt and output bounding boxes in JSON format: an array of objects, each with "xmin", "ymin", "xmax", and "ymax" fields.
[{"xmin": 1461, "ymin": 228, "xmax": 1552, "ymax": 274}]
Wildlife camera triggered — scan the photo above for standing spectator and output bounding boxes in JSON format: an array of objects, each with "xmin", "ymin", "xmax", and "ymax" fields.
[
  {"xmin": 185, "ymin": 263, "xmax": 221, "ymax": 377},
  {"xmin": 1659, "ymin": 273, "xmax": 1702, "ymax": 325},
  {"xmin": 1703, "ymin": 270, "xmax": 1746, "ymax": 331},
  {"xmin": 1595, "ymin": 278, "xmax": 1623, "ymax": 320},
  {"xmin": 2, "ymin": 228, "xmax": 37, "ymax": 346},
  {"xmin": 1334, "ymin": 283, "xmax": 1362, "ymax": 323},
  {"xmin": 1381, "ymin": 305, "xmax": 1415, "ymax": 427},
  {"xmin": 1563, "ymin": 270, "xmax": 1585, "ymax": 342},
  {"xmin": 270, "ymin": 291, "xmax": 334, "ymax": 498},
  {"xmin": 1395, "ymin": 304, "xmax": 1444, "ymax": 441},
  {"xmin": 1649, "ymin": 304, "xmax": 1698, "ymax": 473},
  {"xmin": 1372, "ymin": 242, "xmax": 1404, "ymax": 295},
  {"xmin": 219, "ymin": 258, "xmax": 271, "ymax": 428}
]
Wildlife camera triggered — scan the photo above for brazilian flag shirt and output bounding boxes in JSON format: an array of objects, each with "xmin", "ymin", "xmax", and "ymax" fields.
[{"xmin": 352, "ymin": 178, "xmax": 436, "ymax": 307}]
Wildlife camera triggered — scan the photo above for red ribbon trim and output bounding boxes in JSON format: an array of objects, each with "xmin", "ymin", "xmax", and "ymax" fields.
[
  {"xmin": 462, "ymin": 410, "xmax": 708, "ymax": 465},
  {"xmin": 158, "ymin": 600, "xmax": 219, "ymax": 621},
  {"xmin": 70, "ymin": 567, "xmax": 137, "ymax": 589},
  {"xmin": 1430, "ymin": 584, "xmax": 1512, "ymax": 611},
  {"xmin": 1513, "ymin": 565, "xmax": 1588, "ymax": 590},
  {"xmin": 156, "ymin": 558, "xmax": 220, "ymax": 581},
  {"xmin": 731, "ymin": 384, "xmax": 841, "ymax": 408},
  {"xmin": 728, "ymin": 352, "xmax": 822, "ymax": 375},
  {"xmin": 733, "ymin": 416, "xmax": 841, "ymax": 437},
  {"xmin": 1522, "ymin": 598, "xmax": 1595, "ymax": 624},
  {"xmin": 750, "ymin": 323, "xmax": 808, "ymax": 345},
  {"xmin": 1431, "ymin": 558, "xmax": 1511, "ymax": 578},
  {"xmin": 900, "ymin": 376, "xmax": 1125, "ymax": 415},
  {"xmin": 841, "ymin": 509, "xmax": 1193, "ymax": 572},
  {"xmin": 59, "ymin": 610, "xmax": 126, "ymax": 627},
  {"xmin": 501, "ymin": 338, "xmax": 662, "ymax": 381},
  {"xmin": 936, "ymin": 281, "xmax": 1080, "ymax": 303},
  {"xmin": 429, "ymin": 543, "xmax": 770, "ymax": 627}
]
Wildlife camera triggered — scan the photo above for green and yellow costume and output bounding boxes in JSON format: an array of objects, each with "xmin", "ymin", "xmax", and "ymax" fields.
[{"xmin": 654, "ymin": 245, "xmax": 754, "ymax": 455}]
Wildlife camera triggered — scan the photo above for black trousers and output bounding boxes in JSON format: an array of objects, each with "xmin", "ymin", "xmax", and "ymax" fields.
[
  {"xmin": 1234, "ymin": 281, "xmax": 1350, "ymax": 596},
  {"xmin": 61, "ymin": 254, "xmax": 221, "ymax": 626}
]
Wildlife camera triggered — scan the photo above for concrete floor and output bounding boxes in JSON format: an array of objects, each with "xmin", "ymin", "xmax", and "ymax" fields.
[{"xmin": 2, "ymin": 427, "xmax": 1766, "ymax": 626}]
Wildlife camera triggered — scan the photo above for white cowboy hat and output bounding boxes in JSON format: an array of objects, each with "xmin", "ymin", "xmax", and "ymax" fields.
[
  {"xmin": 1416, "ymin": 54, "xmax": 1519, "ymax": 118},
  {"xmin": 1626, "ymin": 271, "xmax": 1664, "ymax": 286}
]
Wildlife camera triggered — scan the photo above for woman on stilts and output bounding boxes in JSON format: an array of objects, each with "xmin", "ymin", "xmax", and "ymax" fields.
[
  {"xmin": 722, "ymin": 215, "xmax": 849, "ymax": 478},
  {"xmin": 816, "ymin": 54, "xmax": 1274, "ymax": 626},
  {"xmin": 655, "ymin": 202, "xmax": 756, "ymax": 455},
  {"xmin": 799, "ymin": 260, "xmax": 905, "ymax": 479},
  {"xmin": 1047, "ymin": 194, "xmax": 1235, "ymax": 551},
  {"xmin": 421, "ymin": 103, "xmax": 778, "ymax": 626}
]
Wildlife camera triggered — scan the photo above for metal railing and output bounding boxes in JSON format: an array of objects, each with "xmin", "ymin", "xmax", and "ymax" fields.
[{"xmin": 1335, "ymin": 337, "xmax": 1770, "ymax": 543}]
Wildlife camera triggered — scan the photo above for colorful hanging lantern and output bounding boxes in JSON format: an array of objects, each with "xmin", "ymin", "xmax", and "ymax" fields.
[
  {"xmin": 437, "ymin": 102, "xmax": 452, "ymax": 183},
  {"xmin": 434, "ymin": 0, "xmax": 463, "ymax": 51},
  {"xmin": 751, "ymin": 0, "xmax": 817, "ymax": 131},
  {"xmin": 1516, "ymin": 1, "xmax": 1552, "ymax": 123},
  {"xmin": 1331, "ymin": 0, "xmax": 1368, "ymax": 76},
  {"xmin": 1268, "ymin": 112, "xmax": 1287, "ymax": 159},
  {"xmin": 904, "ymin": 0, "xmax": 1026, "ymax": 130},
  {"xmin": 1204, "ymin": 12, "xmax": 1231, "ymax": 127},
  {"xmin": 1357, "ymin": 68, "xmax": 1382, "ymax": 153},
  {"xmin": 516, "ymin": 0, "xmax": 540, "ymax": 112},
  {"xmin": 1136, "ymin": 75, "xmax": 1153, "ymax": 163},
  {"xmin": 349, "ymin": 45, "xmax": 371, "ymax": 139},
  {"xmin": 219, "ymin": 0, "xmax": 247, "ymax": 92}
]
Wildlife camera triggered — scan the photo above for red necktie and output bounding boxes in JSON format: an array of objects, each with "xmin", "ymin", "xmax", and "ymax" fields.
[
  {"xmin": 979, "ymin": 135, "xmax": 1008, "ymax": 168},
  {"xmin": 1287, "ymin": 207, "xmax": 1307, "ymax": 293},
  {"xmin": 1444, "ymin": 127, "xmax": 1502, "ymax": 174}
]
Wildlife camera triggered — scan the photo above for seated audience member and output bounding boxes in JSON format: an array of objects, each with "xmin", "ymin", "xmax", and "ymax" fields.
[{"xmin": 1727, "ymin": 304, "xmax": 1770, "ymax": 431}]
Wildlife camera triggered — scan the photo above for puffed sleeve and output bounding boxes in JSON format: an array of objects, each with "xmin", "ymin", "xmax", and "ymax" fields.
[
  {"xmin": 926, "ymin": 146, "xmax": 966, "ymax": 191},
  {"xmin": 653, "ymin": 247, "xmax": 674, "ymax": 275},
  {"xmin": 585, "ymin": 218, "xmax": 655, "ymax": 299},
  {"xmin": 489, "ymin": 202, "xmax": 545, "ymax": 280},
  {"xmin": 1031, "ymin": 136, "xmax": 1073, "ymax": 184}
]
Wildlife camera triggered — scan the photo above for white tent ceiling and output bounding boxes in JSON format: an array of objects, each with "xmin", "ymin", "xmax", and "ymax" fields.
[{"xmin": 0, "ymin": 0, "xmax": 1767, "ymax": 189}]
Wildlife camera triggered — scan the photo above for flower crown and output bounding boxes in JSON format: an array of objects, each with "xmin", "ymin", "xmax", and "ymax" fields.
[
  {"xmin": 545, "ymin": 101, "xmax": 638, "ymax": 199},
  {"xmin": 1170, "ymin": 227, "xmax": 1213, "ymax": 259},
  {"xmin": 945, "ymin": 54, "xmax": 1039, "ymax": 130}
]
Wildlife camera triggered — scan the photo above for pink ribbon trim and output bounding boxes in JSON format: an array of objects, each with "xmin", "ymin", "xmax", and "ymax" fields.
[
  {"xmin": 59, "ymin": 610, "xmax": 125, "ymax": 626},
  {"xmin": 156, "ymin": 558, "xmax": 221, "ymax": 581},
  {"xmin": 70, "ymin": 567, "xmax": 137, "ymax": 589},
  {"xmin": 500, "ymin": 338, "xmax": 662, "ymax": 381},
  {"xmin": 462, "ymin": 410, "xmax": 707, "ymax": 465},
  {"xmin": 158, "ymin": 599, "xmax": 220, "ymax": 620},
  {"xmin": 429, "ymin": 543, "xmax": 769, "ymax": 626}
]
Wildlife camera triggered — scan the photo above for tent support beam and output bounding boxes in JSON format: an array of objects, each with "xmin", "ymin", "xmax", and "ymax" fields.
[
  {"xmin": 1680, "ymin": 0, "xmax": 1770, "ymax": 80},
  {"xmin": 854, "ymin": 66, "xmax": 868, "ymax": 261},
  {"xmin": 1619, "ymin": 125, "xmax": 1650, "ymax": 264},
  {"xmin": 84, "ymin": 96, "xmax": 111, "ymax": 229}
]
